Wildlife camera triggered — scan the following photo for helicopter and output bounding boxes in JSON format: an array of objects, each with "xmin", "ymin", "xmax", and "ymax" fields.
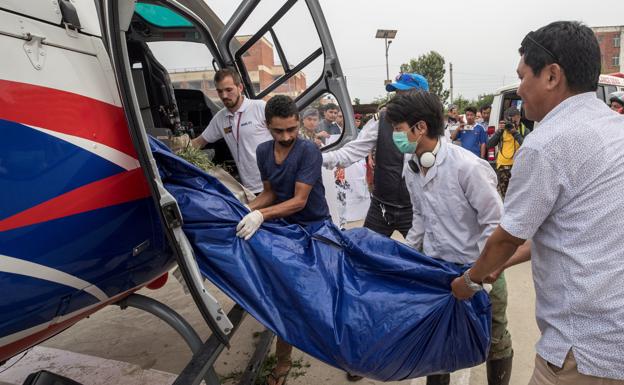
[{"xmin": 0, "ymin": 0, "xmax": 355, "ymax": 383}]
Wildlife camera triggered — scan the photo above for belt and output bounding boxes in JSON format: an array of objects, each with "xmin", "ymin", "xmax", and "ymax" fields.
[{"xmin": 371, "ymin": 195, "xmax": 412, "ymax": 209}]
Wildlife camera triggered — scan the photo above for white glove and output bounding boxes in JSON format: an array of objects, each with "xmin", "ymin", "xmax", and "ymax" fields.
[{"xmin": 236, "ymin": 210, "xmax": 264, "ymax": 240}]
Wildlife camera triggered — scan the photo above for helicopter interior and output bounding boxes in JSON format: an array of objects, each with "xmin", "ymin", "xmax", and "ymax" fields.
[{"xmin": 124, "ymin": 1, "xmax": 236, "ymax": 168}]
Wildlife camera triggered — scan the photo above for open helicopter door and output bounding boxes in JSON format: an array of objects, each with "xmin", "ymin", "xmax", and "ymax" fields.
[
  {"xmin": 214, "ymin": 0, "xmax": 356, "ymax": 150},
  {"xmin": 99, "ymin": 0, "xmax": 233, "ymax": 349}
]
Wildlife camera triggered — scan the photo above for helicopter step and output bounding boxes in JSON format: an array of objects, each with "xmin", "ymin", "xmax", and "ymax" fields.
[{"xmin": 22, "ymin": 370, "xmax": 82, "ymax": 385}]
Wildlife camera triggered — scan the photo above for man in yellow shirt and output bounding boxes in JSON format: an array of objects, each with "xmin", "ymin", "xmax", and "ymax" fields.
[{"xmin": 487, "ymin": 107, "xmax": 531, "ymax": 198}]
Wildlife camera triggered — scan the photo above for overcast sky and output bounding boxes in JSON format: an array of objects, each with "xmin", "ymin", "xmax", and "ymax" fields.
[{"xmin": 195, "ymin": 1, "xmax": 624, "ymax": 103}]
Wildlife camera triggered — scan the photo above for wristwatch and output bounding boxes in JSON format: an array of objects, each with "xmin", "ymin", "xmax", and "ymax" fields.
[{"xmin": 463, "ymin": 269, "xmax": 483, "ymax": 293}]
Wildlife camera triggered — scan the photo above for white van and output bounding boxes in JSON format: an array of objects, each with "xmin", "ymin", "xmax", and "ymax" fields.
[
  {"xmin": 483, "ymin": 74, "xmax": 624, "ymax": 164},
  {"xmin": 489, "ymin": 74, "xmax": 624, "ymax": 129}
]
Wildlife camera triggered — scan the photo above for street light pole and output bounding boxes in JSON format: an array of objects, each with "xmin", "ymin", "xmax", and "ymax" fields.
[
  {"xmin": 376, "ymin": 29, "xmax": 398, "ymax": 87},
  {"xmin": 385, "ymin": 37, "xmax": 392, "ymax": 84}
]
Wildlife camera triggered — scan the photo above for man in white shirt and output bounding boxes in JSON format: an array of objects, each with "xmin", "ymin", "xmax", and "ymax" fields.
[
  {"xmin": 451, "ymin": 21, "xmax": 624, "ymax": 385},
  {"xmin": 385, "ymin": 91, "xmax": 513, "ymax": 385},
  {"xmin": 191, "ymin": 68, "xmax": 272, "ymax": 194},
  {"xmin": 321, "ymin": 73, "xmax": 430, "ymax": 239}
]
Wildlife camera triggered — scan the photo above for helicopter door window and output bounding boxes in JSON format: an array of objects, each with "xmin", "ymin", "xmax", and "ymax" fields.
[
  {"xmin": 217, "ymin": 0, "xmax": 356, "ymax": 150},
  {"xmin": 147, "ymin": 41, "xmax": 219, "ymax": 106}
]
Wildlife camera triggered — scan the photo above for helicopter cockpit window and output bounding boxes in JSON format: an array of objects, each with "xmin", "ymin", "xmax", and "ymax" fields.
[
  {"xmin": 134, "ymin": 3, "xmax": 193, "ymax": 28},
  {"xmin": 127, "ymin": 2, "xmax": 224, "ymax": 141}
]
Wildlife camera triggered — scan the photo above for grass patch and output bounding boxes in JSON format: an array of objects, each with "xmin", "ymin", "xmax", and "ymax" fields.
[
  {"xmin": 176, "ymin": 145, "xmax": 215, "ymax": 171},
  {"xmin": 255, "ymin": 354, "xmax": 311, "ymax": 384},
  {"xmin": 219, "ymin": 369, "xmax": 243, "ymax": 383}
]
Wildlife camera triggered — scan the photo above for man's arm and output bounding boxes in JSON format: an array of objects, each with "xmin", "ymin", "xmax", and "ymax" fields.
[
  {"xmin": 249, "ymin": 142, "xmax": 322, "ymax": 220},
  {"xmin": 450, "ymin": 125, "xmax": 463, "ymax": 141},
  {"xmin": 452, "ymin": 147, "xmax": 561, "ymax": 299},
  {"xmin": 248, "ymin": 181, "xmax": 276, "ymax": 210},
  {"xmin": 322, "ymin": 118, "xmax": 378, "ymax": 169},
  {"xmin": 451, "ymin": 225, "xmax": 526, "ymax": 298},
  {"xmin": 404, "ymin": 173, "xmax": 425, "ymax": 250},
  {"xmin": 460, "ymin": 161, "xmax": 503, "ymax": 249},
  {"xmin": 257, "ymin": 181, "xmax": 313, "ymax": 221},
  {"xmin": 512, "ymin": 124, "xmax": 527, "ymax": 145},
  {"xmin": 487, "ymin": 123, "xmax": 504, "ymax": 147},
  {"xmin": 237, "ymin": 181, "xmax": 313, "ymax": 240},
  {"xmin": 483, "ymin": 240, "xmax": 532, "ymax": 283},
  {"xmin": 192, "ymin": 114, "xmax": 222, "ymax": 149},
  {"xmin": 479, "ymin": 126, "xmax": 487, "ymax": 158},
  {"xmin": 191, "ymin": 135, "xmax": 208, "ymax": 149}
]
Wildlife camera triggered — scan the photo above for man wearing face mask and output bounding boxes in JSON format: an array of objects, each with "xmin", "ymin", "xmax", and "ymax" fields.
[
  {"xmin": 322, "ymin": 73, "xmax": 430, "ymax": 240},
  {"xmin": 386, "ymin": 92, "xmax": 514, "ymax": 385}
]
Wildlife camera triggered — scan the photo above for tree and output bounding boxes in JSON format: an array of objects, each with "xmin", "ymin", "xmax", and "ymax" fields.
[
  {"xmin": 476, "ymin": 93, "xmax": 494, "ymax": 110},
  {"xmin": 400, "ymin": 51, "xmax": 450, "ymax": 104},
  {"xmin": 371, "ymin": 94, "xmax": 391, "ymax": 107},
  {"xmin": 452, "ymin": 95, "xmax": 471, "ymax": 113},
  {"xmin": 353, "ymin": 97, "xmax": 361, "ymax": 105}
]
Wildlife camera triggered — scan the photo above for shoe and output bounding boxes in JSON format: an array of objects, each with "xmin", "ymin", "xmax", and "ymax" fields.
[
  {"xmin": 426, "ymin": 374, "xmax": 450, "ymax": 385},
  {"xmin": 486, "ymin": 351, "xmax": 513, "ymax": 385},
  {"xmin": 346, "ymin": 372, "xmax": 363, "ymax": 382}
]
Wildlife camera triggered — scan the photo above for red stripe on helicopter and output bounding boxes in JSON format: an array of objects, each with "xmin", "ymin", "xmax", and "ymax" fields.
[
  {"xmin": 0, "ymin": 285, "xmax": 143, "ymax": 364},
  {"xmin": 0, "ymin": 79, "xmax": 137, "ymax": 157},
  {"xmin": 0, "ymin": 169, "xmax": 150, "ymax": 232}
]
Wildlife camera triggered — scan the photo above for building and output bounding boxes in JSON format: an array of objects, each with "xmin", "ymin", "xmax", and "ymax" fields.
[
  {"xmin": 237, "ymin": 35, "xmax": 307, "ymax": 99},
  {"xmin": 592, "ymin": 26, "xmax": 624, "ymax": 73},
  {"xmin": 169, "ymin": 35, "xmax": 307, "ymax": 101}
]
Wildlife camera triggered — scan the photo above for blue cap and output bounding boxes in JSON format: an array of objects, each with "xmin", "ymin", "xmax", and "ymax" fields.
[{"xmin": 385, "ymin": 73, "xmax": 429, "ymax": 92}]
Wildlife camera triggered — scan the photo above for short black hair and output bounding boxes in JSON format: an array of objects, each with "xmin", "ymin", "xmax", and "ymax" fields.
[
  {"xmin": 480, "ymin": 104, "xmax": 491, "ymax": 112},
  {"xmin": 465, "ymin": 106, "xmax": 477, "ymax": 115},
  {"xmin": 519, "ymin": 21, "xmax": 600, "ymax": 93},
  {"xmin": 265, "ymin": 95, "xmax": 299, "ymax": 125},
  {"xmin": 214, "ymin": 67, "xmax": 242, "ymax": 86},
  {"xmin": 385, "ymin": 91, "xmax": 445, "ymax": 138},
  {"xmin": 504, "ymin": 106, "xmax": 520, "ymax": 118},
  {"xmin": 322, "ymin": 103, "xmax": 339, "ymax": 112}
]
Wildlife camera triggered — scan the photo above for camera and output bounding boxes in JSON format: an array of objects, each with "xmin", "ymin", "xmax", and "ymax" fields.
[{"xmin": 504, "ymin": 119, "xmax": 515, "ymax": 131}]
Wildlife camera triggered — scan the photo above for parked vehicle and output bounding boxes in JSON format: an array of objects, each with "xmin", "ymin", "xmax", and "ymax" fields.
[{"xmin": 483, "ymin": 74, "xmax": 624, "ymax": 164}]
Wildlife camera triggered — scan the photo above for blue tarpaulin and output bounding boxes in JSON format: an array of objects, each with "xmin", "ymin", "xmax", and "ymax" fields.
[{"xmin": 151, "ymin": 138, "xmax": 491, "ymax": 381}]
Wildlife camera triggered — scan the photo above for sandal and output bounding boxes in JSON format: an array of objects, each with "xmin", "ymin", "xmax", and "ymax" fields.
[{"xmin": 266, "ymin": 363, "xmax": 291, "ymax": 385}]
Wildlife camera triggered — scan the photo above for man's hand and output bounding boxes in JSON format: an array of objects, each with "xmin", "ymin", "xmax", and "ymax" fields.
[
  {"xmin": 451, "ymin": 276, "xmax": 477, "ymax": 300},
  {"xmin": 509, "ymin": 127, "xmax": 518, "ymax": 135},
  {"xmin": 236, "ymin": 210, "xmax": 264, "ymax": 240},
  {"xmin": 171, "ymin": 134, "xmax": 191, "ymax": 152},
  {"xmin": 316, "ymin": 131, "xmax": 330, "ymax": 139},
  {"xmin": 483, "ymin": 266, "xmax": 504, "ymax": 284}
]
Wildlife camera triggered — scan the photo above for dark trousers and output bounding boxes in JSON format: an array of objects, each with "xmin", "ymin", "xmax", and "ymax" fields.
[{"xmin": 363, "ymin": 198, "xmax": 412, "ymax": 238}]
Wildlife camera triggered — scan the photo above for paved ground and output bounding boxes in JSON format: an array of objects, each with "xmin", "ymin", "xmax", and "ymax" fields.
[{"xmin": 0, "ymin": 223, "xmax": 540, "ymax": 385}]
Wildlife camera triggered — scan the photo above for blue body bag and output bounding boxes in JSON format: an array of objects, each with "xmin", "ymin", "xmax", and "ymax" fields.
[{"xmin": 151, "ymin": 139, "xmax": 491, "ymax": 381}]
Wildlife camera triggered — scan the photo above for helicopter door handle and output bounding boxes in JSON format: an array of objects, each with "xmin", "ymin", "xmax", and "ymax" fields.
[{"xmin": 133, "ymin": 239, "xmax": 150, "ymax": 256}]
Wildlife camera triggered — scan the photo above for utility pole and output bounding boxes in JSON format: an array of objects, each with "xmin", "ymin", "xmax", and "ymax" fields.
[
  {"xmin": 376, "ymin": 29, "xmax": 398, "ymax": 89},
  {"xmin": 385, "ymin": 37, "xmax": 391, "ymax": 84},
  {"xmin": 449, "ymin": 62, "xmax": 454, "ymax": 104}
]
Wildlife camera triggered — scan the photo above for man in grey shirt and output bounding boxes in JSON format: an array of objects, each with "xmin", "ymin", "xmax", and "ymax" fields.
[{"xmin": 452, "ymin": 21, "xmax": 624, "ymax": 384}]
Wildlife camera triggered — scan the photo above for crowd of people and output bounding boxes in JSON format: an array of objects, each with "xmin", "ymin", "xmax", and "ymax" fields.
[{"xmin": 179, "ymin": 20, "xmax": 624, "ymax": 385}]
